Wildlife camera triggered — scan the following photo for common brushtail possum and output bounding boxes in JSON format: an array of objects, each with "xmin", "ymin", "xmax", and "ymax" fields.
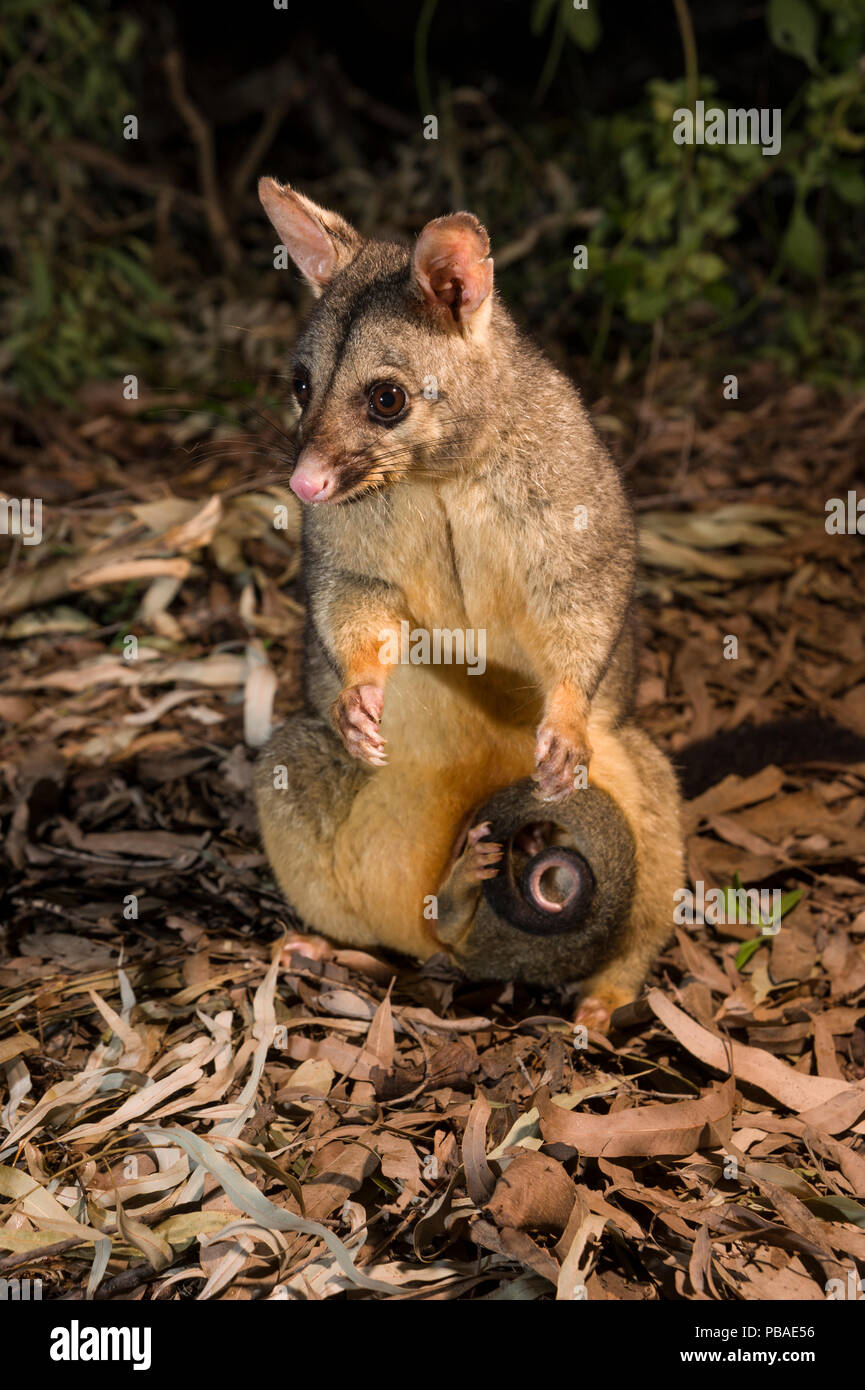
[{"xmin": 253, "ymin": 178, "xmax": 686, "ymax": 1031}]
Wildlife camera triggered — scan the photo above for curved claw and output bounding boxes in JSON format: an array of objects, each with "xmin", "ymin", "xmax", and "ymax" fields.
[
  {"xmin": 534, "ymin": 723, "xmax": 591, "ymax": 801},
  {"xmin": 332, "ymin": 684, "xmax": 387, "ymax": 766},
  {"xmin": 461, "ymin": 822, "xmax": 503, "ymax": 883}
]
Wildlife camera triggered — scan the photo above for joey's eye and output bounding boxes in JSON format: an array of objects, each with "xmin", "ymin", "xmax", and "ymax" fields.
[
  {"xmin": 369, "ymin": 382, "xmax": 407, "ymax": 421},
  {"xmin": 293, "ymin": 370, "xmax": 310, "ymax": 406}
]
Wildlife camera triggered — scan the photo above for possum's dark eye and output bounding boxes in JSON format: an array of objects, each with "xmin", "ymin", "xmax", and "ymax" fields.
[
  {"xmin": 369, "ymin": 382, "xmax": 407, "ymax": 421},
  {"xmin": 292, "ymin": 370, "xmax": 310, "ymax": 406}
]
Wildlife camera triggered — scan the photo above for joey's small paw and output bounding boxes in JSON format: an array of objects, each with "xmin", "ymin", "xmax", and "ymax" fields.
[
  {"xmin": 533, "ymin": 724, "xmax": 592, "ymax": 802},
  {"xmin": 460, "ymin": 821, "xmax": 503, "ymax": 883},
  {"xmin": 332, "ymin": 684, "xmax": 386, "ymax": 766}
]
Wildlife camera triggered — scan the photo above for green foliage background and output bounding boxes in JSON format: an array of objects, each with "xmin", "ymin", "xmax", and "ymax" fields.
[
  {"xmin": 1, "ymin": 0, "xmax": 864, "ymax": 403},
  {"xmin": 535, "ymin": 0, "xmax": 865, "ymax": 380},
  {"xmin": 0, "ymin": 2, "xmax": 171, "ymax": 402}
]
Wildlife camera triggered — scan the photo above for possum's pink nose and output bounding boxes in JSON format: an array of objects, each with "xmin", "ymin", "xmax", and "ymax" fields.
[{"xmin": 290, "ymin": 454, "xmax": 336, "ymax": 503}]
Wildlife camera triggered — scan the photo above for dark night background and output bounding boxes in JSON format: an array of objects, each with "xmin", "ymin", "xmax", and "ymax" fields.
[
  {"xmin": 4, "ymin": 0, "xmax": 864, "ymax": 395},
  {"xmin": 0, "ymin": 0, "xmax": 864, "ymax": 1308}
]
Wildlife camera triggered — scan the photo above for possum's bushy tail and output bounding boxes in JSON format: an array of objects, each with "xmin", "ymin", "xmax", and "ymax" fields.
[{"xmin": 675, "ymin": 716, "xmax": 865, "ymax": 800}]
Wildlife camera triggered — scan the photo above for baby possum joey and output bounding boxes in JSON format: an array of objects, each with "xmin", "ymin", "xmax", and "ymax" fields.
[{"xmin": 254, "ymin": 179, "xmax": 683, "ymax": 1032}]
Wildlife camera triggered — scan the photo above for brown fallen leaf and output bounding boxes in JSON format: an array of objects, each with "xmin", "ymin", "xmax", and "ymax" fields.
[
  {"xmin": 365, "ymin": 991, "xmax": 395, "ymax": 1070},
  {"xmin": 56, "ymin": 823, "xmax": 208, "ymax": 861},
  {"xmin": 0, "ymin": 1033, "xmax": 40, "ymax": 1066},
  {"xmin": 707, "ymin": 813, "xmax": 786, "ymax": 861},
  {"xmin": 796, "ymin": 1081, "xmax": 865, "ymax": 1136},
  {"xmin": 462, "ymin": 1095, "xmax": 495, "ymax": 1206},
  {"xmin": 485, "ymin": 1151, "xmax": 576, "ymax": 1234},
  {"xmin": 470, "ymin": 1218, "xmax": 560, "ymax": 1285},
  {"xmin": 647, "ymin": 989, "xmax": 853, "ymax": 1113},
  {"xmin": 536, "ymin": 1079, "xmax": 734, "ymax": 1158},
  {"xmin": 555, "ymin": 1193, "xmax": 607, "ymax": 1300},
  {"xmin": 769, "ymin": 925, "xmax": 816, "ymax": 984},
  {"xmin": 684, "ymin": 766, "xmax": 786, "ymax": 832}
]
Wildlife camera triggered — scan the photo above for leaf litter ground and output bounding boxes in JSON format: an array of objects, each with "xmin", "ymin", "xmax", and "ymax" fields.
[{"xmin": 0, "ymin": 363, "xmax": 863, "ymax": 1300}]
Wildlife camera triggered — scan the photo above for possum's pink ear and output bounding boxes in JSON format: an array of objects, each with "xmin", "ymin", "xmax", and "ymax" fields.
[
  {"xmin": 258, "ymin": 178, "xmax": 362, "ymax": 294},
  {"xmin": 412, "ymin": 213, "xmax": 494, "ymax": 329}
]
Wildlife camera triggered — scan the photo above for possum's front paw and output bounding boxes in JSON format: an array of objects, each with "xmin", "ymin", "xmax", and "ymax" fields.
[
  {"xmin": 331, "ymin": 684, "xmax": 386, "ymax": 766},
  {"xmin": 533, "ymin": 721, "xmax": 592, "ymax": 802}
]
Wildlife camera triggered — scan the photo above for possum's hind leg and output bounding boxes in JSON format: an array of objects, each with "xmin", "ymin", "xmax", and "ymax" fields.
[
  {"xmin": 254, "ymin": 711, "xmax": 370, "ymax": 947},
  {"xmin": 255, "ymin": 708, "xmax": 456, "ymax": 956}
]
